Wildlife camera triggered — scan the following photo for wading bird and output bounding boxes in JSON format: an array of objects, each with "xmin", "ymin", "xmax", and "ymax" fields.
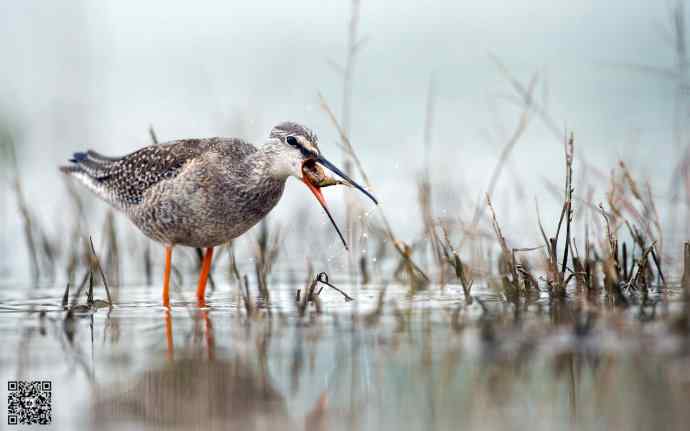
[{"xmin": 61, "ymin": 122, "xmax": 377, "ymax": 306}]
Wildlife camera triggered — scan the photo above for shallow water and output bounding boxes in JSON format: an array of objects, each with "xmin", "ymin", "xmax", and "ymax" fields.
[{"xmin": 1, "ymin": 279, "xmax": 689, "ymax": 431}]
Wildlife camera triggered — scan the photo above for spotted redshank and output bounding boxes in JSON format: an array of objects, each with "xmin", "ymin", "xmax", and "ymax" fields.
[{"xmin": 60, "ymin": 122, "xmax": 377, "ymax": 306}]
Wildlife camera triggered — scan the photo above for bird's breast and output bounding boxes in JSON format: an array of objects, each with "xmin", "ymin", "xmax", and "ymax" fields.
[
  {"xmin": 219, "ymin": 177, "xmax": 286, "ymax": 230},
  {"xmin": 129, "ymin": 166, "xmax": 286, "ymax": 248}
]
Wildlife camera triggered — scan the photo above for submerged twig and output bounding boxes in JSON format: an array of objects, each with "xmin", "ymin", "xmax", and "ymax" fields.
[{"xmin": 315, "ymin": 272, "xmax": 353, "ymax": 302}]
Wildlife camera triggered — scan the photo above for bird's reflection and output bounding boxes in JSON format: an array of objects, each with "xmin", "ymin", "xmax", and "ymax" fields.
[
  {"xmin": 164, "ymin": 306, "xmax": 215, "ymax": 361},
  {"xmin": 164, "ymin": 309, "xmax": 173, "ymax": 360},
  {"xmin": 95, "ymin": 310, "xmax": 293, "ymax": 430},
  {"xmin": 94, "ymin": 357, "xmax": 291, "ymax": 430}
]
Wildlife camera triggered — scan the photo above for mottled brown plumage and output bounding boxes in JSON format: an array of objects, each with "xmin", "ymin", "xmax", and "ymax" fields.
[
  {"xmin": 62, "ymin": 135, "xmax": 283, "ymax": 247},
  {"xmin": 60, "ymin": 121, "xmax": 377, "ymax": 306}
]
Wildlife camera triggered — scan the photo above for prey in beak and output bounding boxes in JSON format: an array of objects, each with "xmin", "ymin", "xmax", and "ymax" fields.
[{"xmin": 301, "ymin": 157, "xmax": 378, "ymax": 250}]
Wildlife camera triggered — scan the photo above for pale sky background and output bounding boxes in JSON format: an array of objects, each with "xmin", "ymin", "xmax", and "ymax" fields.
[{"xmin": 0, "ymin": 1, "xmax": 686, "ymax": 277}]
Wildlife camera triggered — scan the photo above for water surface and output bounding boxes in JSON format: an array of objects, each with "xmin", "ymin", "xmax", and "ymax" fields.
[{"xmin": 1, "ymin": 279, "xmax": 689, "ymax": 430}]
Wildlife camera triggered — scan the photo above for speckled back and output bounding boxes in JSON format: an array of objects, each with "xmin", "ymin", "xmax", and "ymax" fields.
[{"xmin": 61, "ymin": 137, "xmax": 287, "ymax": 247}]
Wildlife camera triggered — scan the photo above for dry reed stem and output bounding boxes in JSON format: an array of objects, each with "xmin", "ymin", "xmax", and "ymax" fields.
[
  {"xmin": 297, "ymin": 265, "xmax": 318, "ymax": 317},
  {"xmin": 682, "ymin": 242, "xmax": 690, "ymax": 328},
  {"xmin": 148, "ymin": 125, "xmax": 159, "ymax": 145},
  {"xmin": 88, "ymin": 236, "xmax": 112, "ymax": 305},
  {"xmin": 490, "ymin": 54, "xmax": 563, "ymax": 140},
  {"xmin": 629, "ymin": 241, "xmax": 657, "ymax": 293},
  {"xmin": 560, "ymin": 133, "xmax": 575, "ymax": 277},
  {"xmin": 102, "ymin": 211, "xmax": 120, "ymax": 291},
  {"xmin": 318, "ymin": 92, "xmax": 429, "ymax": 282},
  {"xmin": 253, "ymin": 219, "xmax": 281, "ymax": 300},
  {"xmin": 534, "ymin": 133, "xmax": 574, "ymax": 297},
  {"xmin": 470, "ymin": 71, "xmax": 537, "ymax": 227},
  {"xmin": 329, "ymin": 0, "xmax": 364, "ymax": 277},
  {"xmin": 419, "ymin": 76, "xmax": 445, "ymax": 274},
  {"xmin": 4, "ymin": 126, "xmax": 45, "ymax": 282},
  {"xmin": 14, "ymin": 178, "xmax": 40, "ymax": 281},
  {"xmin": 441, "ymin": 226, "xmax": 474, "ymax": 303},
  {"xmin": 486, "ymin": 194, "xmax": 520, "ymax": 295}
]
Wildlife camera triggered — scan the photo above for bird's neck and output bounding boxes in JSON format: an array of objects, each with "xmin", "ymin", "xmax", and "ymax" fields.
[
  {"xmin": 251, "ymin": 142, "xmax": 292, "ymax": 181},
  {"xmin": 243, "ymin": 146, "xmax": 290, "ymax": 187}
]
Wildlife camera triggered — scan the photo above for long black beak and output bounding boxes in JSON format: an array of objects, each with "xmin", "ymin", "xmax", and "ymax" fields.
[{"xmin": 316, "ymin": 156, "xmax": 378, "ymax": 205}]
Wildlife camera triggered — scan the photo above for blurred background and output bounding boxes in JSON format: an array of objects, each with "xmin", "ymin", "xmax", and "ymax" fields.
[
  {"xmin": 2, "ymin": 3, "xmax": 690, "ymax": 430},
  {"xmin": 0, "ymin": 0, "xmax": 687, "ymax": 279}
]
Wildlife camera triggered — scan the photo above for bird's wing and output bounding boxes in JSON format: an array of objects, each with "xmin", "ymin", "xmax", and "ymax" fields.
[{"xmin": 61, "ymin": 137, "xmax": 255, "ymax": 208}]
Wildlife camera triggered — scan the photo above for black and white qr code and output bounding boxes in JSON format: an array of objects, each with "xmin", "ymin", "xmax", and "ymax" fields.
[{"xmin": 7, "ymin": 381, "xmax": 52, "ymax": 425}]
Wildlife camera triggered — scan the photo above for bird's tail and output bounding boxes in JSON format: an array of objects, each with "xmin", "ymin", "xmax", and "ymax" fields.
[{"xmin": 60, "ymin": 150, "xmax": 123, "ymax": 209}]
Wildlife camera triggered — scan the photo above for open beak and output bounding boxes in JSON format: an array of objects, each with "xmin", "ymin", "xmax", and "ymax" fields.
[
  {"xmin": 301, "ymin": 175, "xmax": 349, "ymax": 250},
  {"xmin": 301, "ymin": 155, "xmax": 378, "ymax": 251},
  {"xmin": 315, "ymin": 156, "xmax": 379, "ymax": 205}
]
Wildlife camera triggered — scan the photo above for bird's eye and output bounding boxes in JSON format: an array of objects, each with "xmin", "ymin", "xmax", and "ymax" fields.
[{"xmin": 286, "ymin": 136, "xmax": 298, "ymax": 147}]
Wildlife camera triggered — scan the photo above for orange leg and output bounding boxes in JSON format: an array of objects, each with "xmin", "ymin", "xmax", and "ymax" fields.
[
  {"xmin": 163, "ymin": 246, "xmax": 173, "ymax": 307},
  {"xmin": 196, "ymin": 247, "xmax": 214, "ymax": 306}
]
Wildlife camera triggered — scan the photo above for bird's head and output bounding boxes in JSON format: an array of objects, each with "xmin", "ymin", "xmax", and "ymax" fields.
[{"xmin": 266, "ymin": 121, "xmax": 378, "ymax": 249}]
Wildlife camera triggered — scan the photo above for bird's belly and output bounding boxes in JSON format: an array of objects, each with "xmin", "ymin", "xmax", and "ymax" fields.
[
  {"xmin": 128, "ymin": 180, "xmax": 284, "ymax": 248},
  {"xmin": 130, "ymin": 202, "xmax": 270, "ymax": 247}
]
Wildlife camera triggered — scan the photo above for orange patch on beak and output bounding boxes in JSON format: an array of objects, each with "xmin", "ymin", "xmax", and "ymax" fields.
[{"xmin": 302, "ymin": 176, "xmax": 328, "ymax": 208}]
